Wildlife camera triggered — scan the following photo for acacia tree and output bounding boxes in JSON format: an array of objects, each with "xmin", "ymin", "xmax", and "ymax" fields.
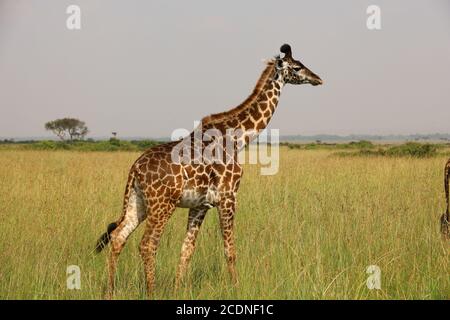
[{"xmin": 45, "ymin": 118, "xmax": 89, "ymax": 141}]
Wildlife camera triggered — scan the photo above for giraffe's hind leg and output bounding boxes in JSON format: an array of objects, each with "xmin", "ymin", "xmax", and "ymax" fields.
[
  {"xmin": 106, "ymin": 184, "xmax": 147, "ymax": 299},
  {"xmin": 139, "ymin": 200, "xmax": 176, "ymax": 298},
  {"xmin": 175, "ymin": 206, "xmax": 208, "ymax": 289},
  {"xmin": 440, "ymin": 214, "xmax": 449, "ymax": 240}
]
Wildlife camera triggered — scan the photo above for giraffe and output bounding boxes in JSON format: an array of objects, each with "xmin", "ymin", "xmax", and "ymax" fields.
[
  {"xmin": 95, "ymin": 44, "xmax": 323, "ymax": 298},
  {"xmin": 440, "ymin": 158, "xmax": 450, "ymax": 239}
]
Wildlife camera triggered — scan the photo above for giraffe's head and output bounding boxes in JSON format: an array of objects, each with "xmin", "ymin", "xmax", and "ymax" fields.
[{"xmin": 276, "ymin": 44, "xmax": 323, "ymax": 86}]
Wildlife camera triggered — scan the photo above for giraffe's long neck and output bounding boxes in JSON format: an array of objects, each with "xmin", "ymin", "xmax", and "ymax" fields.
[{"xmin": 201, "ymin": 60, "xmax": 284, "ymax": 146}]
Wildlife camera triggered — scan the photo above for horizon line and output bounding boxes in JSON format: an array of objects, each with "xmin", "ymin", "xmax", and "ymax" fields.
[{"xmin": 2, "ymin": 132, "xmax": 450, "ymax": 141}]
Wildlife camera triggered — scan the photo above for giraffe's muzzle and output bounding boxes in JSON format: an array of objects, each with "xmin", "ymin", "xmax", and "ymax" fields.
[
  {"xmin": 305, "ymin": 68, "xmax": 323, "ymax": 86},
  {"xmin": 311, "ymin": 76, "xmax": 323, "ymax": 86}
]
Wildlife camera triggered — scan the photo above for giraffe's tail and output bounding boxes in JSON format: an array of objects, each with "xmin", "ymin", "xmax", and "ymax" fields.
[
  {"xmin": 95, "ymin": 169, "xmax": 137, "ymax": 253},
  {"xmin": 440, "ymin": 158, "xmax": 450, "ymax": 239},
  {"xmin": 95, "ymin": 222, "xmax": 119, "ymax": 253}
]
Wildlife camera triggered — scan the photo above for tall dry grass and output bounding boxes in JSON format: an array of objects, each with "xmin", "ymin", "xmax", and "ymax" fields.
[{"xmin": 0, "ymin": 149, "xmax": 448, "ymax": 299}]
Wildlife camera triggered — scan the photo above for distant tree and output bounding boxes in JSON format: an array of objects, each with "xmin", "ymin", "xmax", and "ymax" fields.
[{"xmin": 45, "ymin": 118, "xmax": 88, "ymax": 141}]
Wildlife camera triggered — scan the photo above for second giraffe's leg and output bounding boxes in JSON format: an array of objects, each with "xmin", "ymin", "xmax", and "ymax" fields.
[
  {"xmin": 218, "ymin": 197, "xmax": 238, "ymax": 285},
  {"xmin": 175, "ymin": 206, "xmax": 208, "ymax": 289},
  {"xmin": 139, "ymin": 202, "xmax": 176, "ymax": 298},
  {"xmin": 106, "ymin": 187, "xmax": 146, "ymax": 299}
]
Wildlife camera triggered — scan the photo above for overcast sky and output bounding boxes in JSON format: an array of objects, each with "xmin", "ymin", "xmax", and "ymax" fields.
[{"xmin": 0, "ymin": 0, "xmax": 449, "ymax": 139}]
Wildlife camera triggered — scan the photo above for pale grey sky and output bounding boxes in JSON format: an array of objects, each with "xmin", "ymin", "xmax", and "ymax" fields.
[{"xmin": 0, "ymin": 0, "xmax": 449, "ymax": 138}]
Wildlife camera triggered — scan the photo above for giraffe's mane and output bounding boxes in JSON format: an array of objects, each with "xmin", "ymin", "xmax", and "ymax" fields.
[{"xmin": 201, "ymin": 59, "xmax": 277, "ymax": 126}]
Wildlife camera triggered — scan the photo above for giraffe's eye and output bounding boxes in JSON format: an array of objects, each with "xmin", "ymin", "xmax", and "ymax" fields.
[{"xmin": 293, "ymin": 66, "xmax": 302, "ymax": 72}]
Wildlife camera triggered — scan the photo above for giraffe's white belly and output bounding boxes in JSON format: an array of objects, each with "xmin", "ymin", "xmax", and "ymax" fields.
[{"xmin": 178, "ymin": 188, "xmax": 220, "ymax": 209}]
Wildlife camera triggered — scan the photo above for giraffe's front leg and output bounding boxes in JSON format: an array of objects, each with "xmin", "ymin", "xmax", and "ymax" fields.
[
  {"xmin": 218, "ymin": 196, "xmax": 238, "ymax": 286},
  {"xmin": 175, "ymin": 206, "xmax": 208, "ymax": 289}
]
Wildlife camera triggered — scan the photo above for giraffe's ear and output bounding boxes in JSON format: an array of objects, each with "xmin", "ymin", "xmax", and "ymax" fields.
[
  {"xmin": 280, "ymin": 44, "xmax": 292, "ymax": 59},
  {"xmin": 276, "ymin": 59, "xmax": 284, "ymax": 69}
]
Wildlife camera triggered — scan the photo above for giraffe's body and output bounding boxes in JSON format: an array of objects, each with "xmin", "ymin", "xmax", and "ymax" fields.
[{"xmin": 95, "ymin": 44, "xmax": 323, "ymax": 298}]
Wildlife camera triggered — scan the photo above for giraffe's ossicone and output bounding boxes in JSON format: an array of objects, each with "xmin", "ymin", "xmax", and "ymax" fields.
[{"xmin": 95, "ymin": 44, "xmax": 323, "ymax": 298}]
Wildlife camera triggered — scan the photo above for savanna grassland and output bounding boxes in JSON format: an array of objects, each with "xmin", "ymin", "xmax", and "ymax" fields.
[{"xmin": 0, "ymin": 147, "xmax": 448, "ymax": 299}]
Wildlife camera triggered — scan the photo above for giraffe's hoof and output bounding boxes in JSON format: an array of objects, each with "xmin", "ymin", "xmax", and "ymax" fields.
[
  {"xmin": 105, "ymin": 294, "xmax": 113, "ymax": 300},
  {"xmin": 104, "ymin": 289, "xmax": 114, "ymax": 300}
]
